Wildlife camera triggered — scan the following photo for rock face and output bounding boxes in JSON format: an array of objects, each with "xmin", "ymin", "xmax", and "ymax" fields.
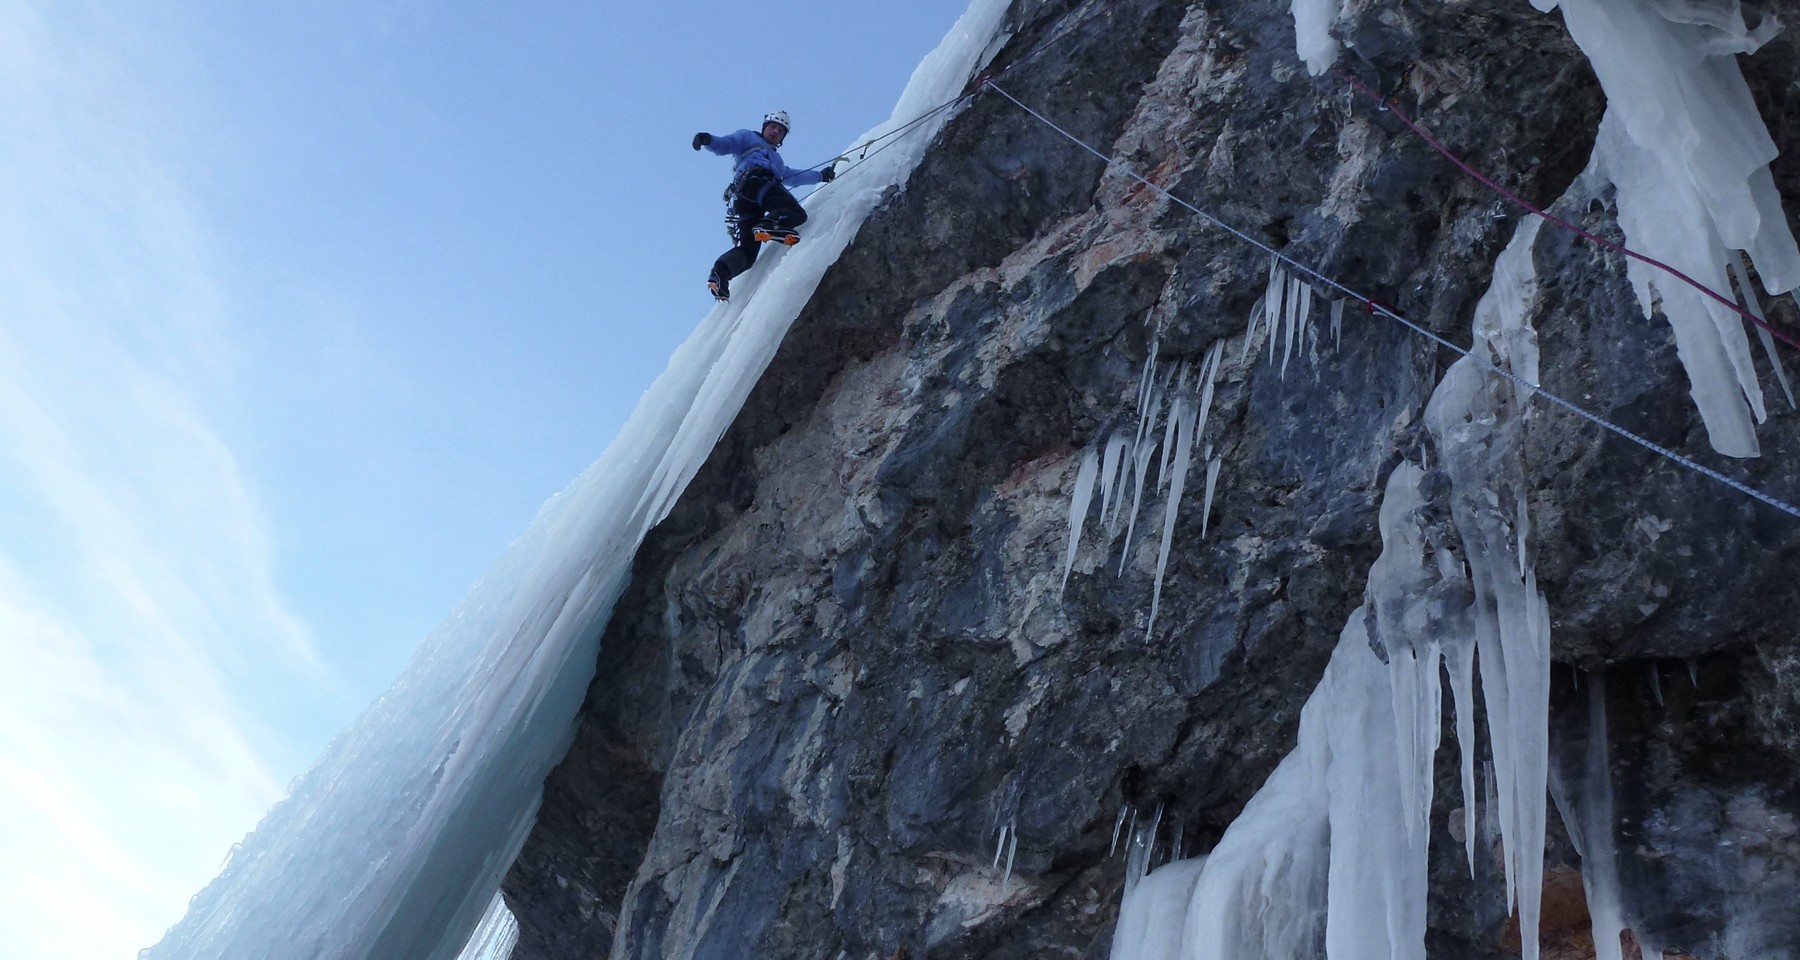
[{"xmin": 502, "ymin": 2, "xmax": 1800, "ymax": 958}]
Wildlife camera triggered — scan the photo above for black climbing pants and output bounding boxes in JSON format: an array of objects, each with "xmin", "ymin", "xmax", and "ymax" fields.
[{"xmin": 711, "ymin": 168, "xmax": 808, "ymax": 284}]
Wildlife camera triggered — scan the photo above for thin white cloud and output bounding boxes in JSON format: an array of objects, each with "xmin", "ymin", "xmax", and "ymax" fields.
[
  {"xmin": 0, "ymin": 2, "xmax": 338, "ymax": 956},
  {"xmin": 0, "ymin": 563, "xmax": 281, "ymax": 958}
]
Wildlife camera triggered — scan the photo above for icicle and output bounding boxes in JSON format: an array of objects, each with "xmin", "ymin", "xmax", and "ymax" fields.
[
  {"xmin": 1171, "ymin": 820, "xmax": 1185, "ymax": 863},
  {"xmin": 1647, "ymin": 663, "xmax": 1664, "ymax": 706},
  {"xmin": 1119, "ymin": 344, "xmax": 1170, "ymax": 567},
  {"xmin": 1060, "ymin": 448, "xmax": 1100, "ymax": 592},
  {"xmin": 1136, "ymin": 334, "xmax": 1160, "ymax": 423},
  {"xmin": 1110, "ymin": 805, "xmax": 1130, "ymax": 858},
  {"xmin": 1548, "ymin": 763, "xmax": 1582, "ymax": 860},
  {"xmin": 1580, "ymin": 674, "xmax": 1627, "ymax": 960},
  {"xmin": 1444, "ymin": 637, "xmax": 1479, "ymax": 876},
  {"xmin": 1687, "ymin": 658, "xmax": 1699, "ymax": 687},
  {"xmin": 1240, "ymin": 296, "xmax": 1267, "ymax": 364},
  {"xmin": 1100, "ymin": 431, "xmax": 1132, "ymax": 533},
  {"xmin": 993, "ymin": 823, "xmax": 1010, "ymax": 869},
  {"xmin": 1201, "ymin": 456, "xmax": 1222, "ymax": 537},
  {"xmin": 1003, "ymin": 823, "xmax": 1019, "ymax": 885},
  {"xmin": 1331, "ymin": 297, "xmax": 1345, "ymax": 349},
  {"xmin": 1123, "ymin": 822, "xmax": 1152, "ymax": 894},
  {"xmin": 1281, "ymin": 275, "xmax": 1296, "ymax": 376},
  {"xmin": 1263, "ymin": 257, "xmax": 1287, "ymax": 369},
  {"xmin": 1193, "ymin": 342, "xmax": 1224, "ymax": 445},
  {"xmin": 1145, "ymin": 802, "xmax": 1165, "ymax": 866},
  {"xmin": 1298, "ymin": 282, "xmax": 1315, "ymax": 363},
  {"xmin": 1281, "ymin": 275, "xmax": 1299, "ymax": 375},
  {"xmin": 1281, "ymin": 275, "xmax": 1309, "ymax": 377},
  {"xmin": 1151, "ymin": 363, "xmax": 1177, "ymax": 459},
  {"xmin": 1119, "ymin": 413, "xmax": 1165, "ymax": 575},
  {"xmin": 1157, "ymin": 365, "xmax": 1190, "ymax": 494},
  {"xmin": 1148, "ymin": 389, "xmax": 1199, "ymax": 639},
  {"xmin": 1729, "ymin": 251, "xmax": 1796, "ymax": 409}
]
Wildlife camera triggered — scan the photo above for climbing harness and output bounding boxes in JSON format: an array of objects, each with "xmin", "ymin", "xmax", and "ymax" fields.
[
  {"xmin": 722, "ymin": 167, "xmax": 784, "ymax": 242},
  {"xmin": 1337, "ymin": 70, "xmax": 1800, "ymax": 353},
  {"xmin": 981, "ymin": 80, "xmax": 1800, "ymax": 521}
]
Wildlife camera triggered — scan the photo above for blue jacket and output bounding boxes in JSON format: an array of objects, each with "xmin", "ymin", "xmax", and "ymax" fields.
[{"xmin": 705, "ymin": 129, "xmax": 824, "ymax": 187}]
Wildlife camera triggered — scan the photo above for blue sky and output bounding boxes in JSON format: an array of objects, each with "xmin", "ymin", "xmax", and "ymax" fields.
[{"xmin": 0, "ymin": 1, "xmax": 976, "ymax": 955}]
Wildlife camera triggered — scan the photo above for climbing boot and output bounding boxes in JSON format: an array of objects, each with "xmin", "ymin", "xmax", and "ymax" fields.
[{"xmin": 752, "ymin": 221, "xmax": 800, "ymax": 246}]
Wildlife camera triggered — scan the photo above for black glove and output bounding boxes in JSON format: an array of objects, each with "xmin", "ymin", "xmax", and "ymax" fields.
[
  {"xmin": 692, "ymin": 132, "xmax": 712, "ymax": 151},
  {"xmin": 820, "ymin": 166, "xmax": 836, "ymax": 184}
]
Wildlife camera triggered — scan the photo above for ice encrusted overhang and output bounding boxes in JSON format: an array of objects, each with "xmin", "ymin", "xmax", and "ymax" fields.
[{"xmin": 506, "ymin": 1, "xmax": 1800, "ymax": 959}]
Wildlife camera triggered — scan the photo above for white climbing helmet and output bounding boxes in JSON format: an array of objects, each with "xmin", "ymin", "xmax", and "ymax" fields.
[{"xmin": 762, "ymin": 109, "xmax": 791, "ymax": 134}]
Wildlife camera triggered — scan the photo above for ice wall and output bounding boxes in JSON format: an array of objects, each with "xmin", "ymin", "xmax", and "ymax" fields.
[
  {"xmin": 451, "ymin": 895, "xmax": 519, "ymax": 960},
  {"xmin": 1109, "ymin": 857, "xmax": 1209, "ymax": 960},
  {"xmin": 141, "ymin": 4, "xmax": 1011, "ymax": 959}
]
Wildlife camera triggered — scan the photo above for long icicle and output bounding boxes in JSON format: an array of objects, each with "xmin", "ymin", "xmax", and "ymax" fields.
[
  {"xmin": 1194, "ymin": 342, "xmax": 1224, "ymax": 441},
  {"xmin": 1060, "ymin": 448, "xmax": 1100, "ymax": 592},
  {"xmin": 1158, "ymin": 363, "xmax": 1190, "ymax": 494},
  {"xmin": 1100, "ymin": 431, "xmax": 1132, "ymax": 533},
  {"xmin": 1297, "ymin": 281, "xmax": 1315, "ymax": 368},
  {"xmin": 1262, "ymin": 255, "xmax": 1286, "ymax": 369},
  {"xmin": 1148, "ymin": 390, "xmax": 1198, "ymax": 639},
  {"xmin": 1120, "ymin": 418, "xmax": 1163, "ymax": 575},
  {"xmin": 1201, "ymin": 454, "xmax": 1222, "ymax": 537},
  {"xmin": 1282, "ymin": 274, "xmax": 1303, "ymax": 376},
  {"xmin": 1729, "ymin": 252, "xmax": 1796, "ymax": 409},
  {"xmin": 1240, "ymin": 296, "xmax": 1266, "ymax": 364}
]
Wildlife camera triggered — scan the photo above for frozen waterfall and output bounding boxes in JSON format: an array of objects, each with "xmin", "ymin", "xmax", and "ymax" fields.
[{"xmin": 141, "ymin": 4, "xmax": 1011, "ymax": 959}]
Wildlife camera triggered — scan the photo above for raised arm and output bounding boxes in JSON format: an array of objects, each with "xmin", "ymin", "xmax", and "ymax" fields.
[{"xmin": 700, "ymin": 129, "xmax": 761, "ymax": 157}]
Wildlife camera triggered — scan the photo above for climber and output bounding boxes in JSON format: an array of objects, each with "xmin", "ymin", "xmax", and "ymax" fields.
[{"xmin": 692, "ymin": 110, "xmax": 836, "ymax": 301}]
